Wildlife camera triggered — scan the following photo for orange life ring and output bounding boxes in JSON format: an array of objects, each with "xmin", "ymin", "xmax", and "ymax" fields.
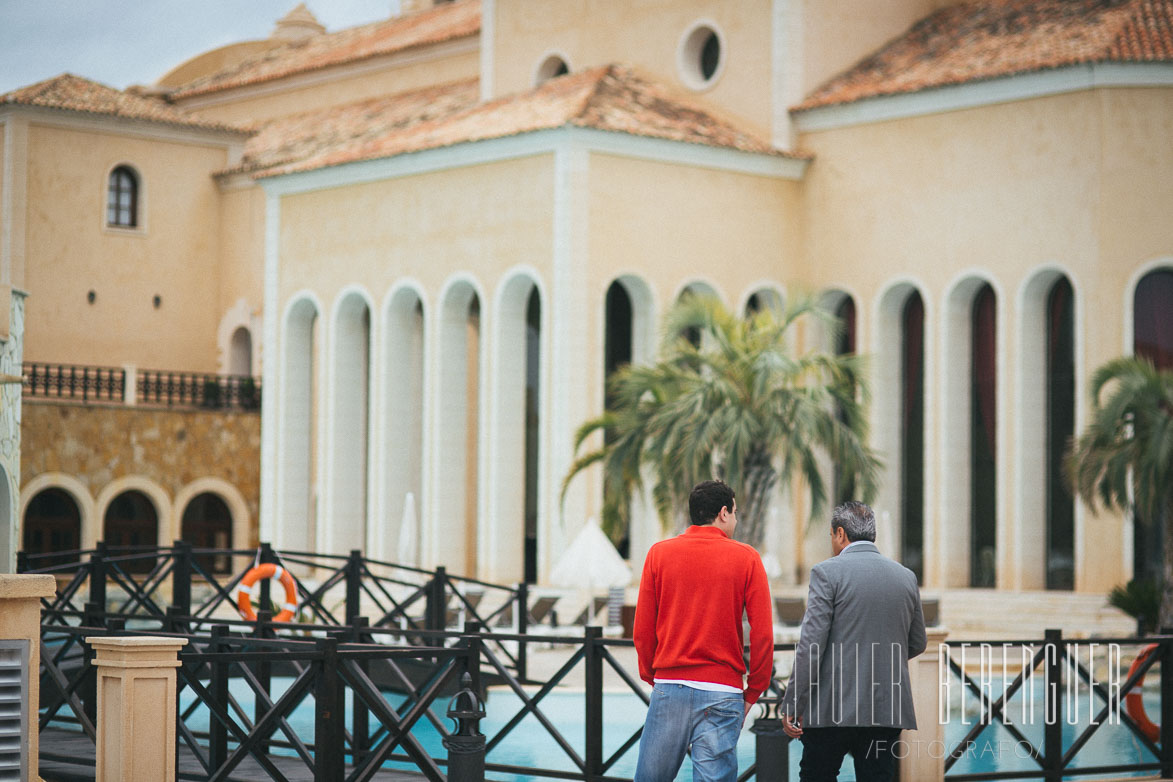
[
  {"xmin": 236, "ymin": 563, "xmax": 298, "ymax": 622},
  {"xmin": 1124, "ymin": 643, "xmax": 1160, "ymax": 743}
]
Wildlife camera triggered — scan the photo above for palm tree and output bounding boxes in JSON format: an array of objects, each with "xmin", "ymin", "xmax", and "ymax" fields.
[
  {"xmin": 562, "ymin": 293, "xmax": 881, "ymax": 550},
  {"xmin": 1068, "ymin": 356, "xmax": 1173, "ymax": 626}
]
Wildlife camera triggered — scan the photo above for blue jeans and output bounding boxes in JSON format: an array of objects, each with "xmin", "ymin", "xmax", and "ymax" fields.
[{"xmin": 634, "ymin": 683, "xmax": 744, "ymax": 782}]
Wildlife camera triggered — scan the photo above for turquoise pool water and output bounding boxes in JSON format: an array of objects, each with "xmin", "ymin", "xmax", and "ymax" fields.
[{"xmin": 177, "ymin": 675, "xmax": 1160, "ymax": 781}]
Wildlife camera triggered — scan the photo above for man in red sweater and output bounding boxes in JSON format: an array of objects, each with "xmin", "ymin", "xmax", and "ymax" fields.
[{"xmin": 632, "ymin": 480, "xmax": 774, "ymax": 782}]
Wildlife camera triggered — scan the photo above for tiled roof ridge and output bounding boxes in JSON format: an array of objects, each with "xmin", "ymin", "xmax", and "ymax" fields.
[
  {"xmin": 169, "ymin": 0, "xmax": 480, "ymax": 100},
  {"xmin": 245, "ymin": 62, "xmax": 798, "ymax": 179},
  {"xmin": 221, "ymin": 76, "xmax": 480, "ymax": 175},
  {"xmin": 795, "ymin": 0, "xmax": 1173, "ymax": 111},
  {"xmin": 1, "ymin": 72, "xmax": 252, "ymax": 134}
]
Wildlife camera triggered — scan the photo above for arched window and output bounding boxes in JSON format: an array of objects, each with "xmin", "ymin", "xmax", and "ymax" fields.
[
  {"xmin": 970, "ymin": 284, "xmax": 997, "ymax": 587},
  {"xmin": 1045, "ymin": 278, "xmax": 1075, "ymax": 589},
  {"xmin": 535, "ymin": 54, "xmax": 570, "ymax": 85},
  {"xmin": 23, "ymin": 488, "xmax": 82, "ymax": 568},
  {"xmin": 604, "ymin": 281, "xmax": 634, "ymax": 558},
  {"xmin": 901, "ymin": 293, "xmax": 925, "ymax": 582},
  {"xmin": 524, "ymin": 289, "xmax": 541, "ymax": 583},
  {"xmin": 229, "ymin": 327, "xmax": 252, "ymax": 376},
  {"xmin": 1133, "ymin": 268, "xmax": 1173, "ymax": 581},
  {"xmin": 833, "ymin": 294, "xmax": 859, "ymax": 507},
  {"xmin": 104, "ymin": 490, "xmax": 158, "ymax": 573},
  {"xmin": 107, "ymin": 165, "xmax": 139, "ymax": 228},
  {"xmin": 181, "ymin": 492, "xmax": 233, "ymax": 574}
]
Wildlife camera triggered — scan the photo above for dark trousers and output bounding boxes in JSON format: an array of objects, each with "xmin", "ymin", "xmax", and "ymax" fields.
[{"xmin": 798, "ymin": 726, "xmax": 902, "ymax": 782}]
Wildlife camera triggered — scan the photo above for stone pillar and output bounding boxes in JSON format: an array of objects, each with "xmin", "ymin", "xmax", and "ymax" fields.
[
  {"xmin": 0, "ymin": 573, "xmax": 57, "ymax": 782},
  {"xmin": 85, "ymin": 636, "xmax": 188, "ymax": 782},
  {"xmin": 900, "ymin": 627, "xmax": 949, "ymax": 782}
]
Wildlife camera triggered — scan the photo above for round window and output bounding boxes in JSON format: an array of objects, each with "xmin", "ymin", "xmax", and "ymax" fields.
[
  {"xmin": 678, "ymin": 22, "xmax": 724, "ymax": 90},
  {"xmin": 535, "ymin": 54, "xmax": 570, "ymax": 86}
]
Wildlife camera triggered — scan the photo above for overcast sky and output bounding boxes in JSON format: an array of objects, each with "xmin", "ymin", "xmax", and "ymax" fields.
[{"xmin": 0, "ymin": 1, "xmax": 400, "ymax": 95}]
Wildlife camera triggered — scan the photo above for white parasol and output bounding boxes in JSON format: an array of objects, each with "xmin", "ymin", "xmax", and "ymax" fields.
[
  {"xmin": 549, "ymin": 517, "xmax": 633, "ymax": 589},
  {"xmin": 397, "ymin": 492, "xmax": 417, "ymax": 566}
]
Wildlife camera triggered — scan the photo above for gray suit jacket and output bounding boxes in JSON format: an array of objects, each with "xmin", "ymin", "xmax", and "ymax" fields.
[{"xmin": 781, "ymin": 542, "xmax": 927, "ymax": 729}]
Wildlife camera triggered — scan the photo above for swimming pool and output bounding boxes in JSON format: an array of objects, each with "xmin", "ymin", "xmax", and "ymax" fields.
[{"xmin": 178, "ymin": 675, "xmax": 1160, "ymax": 782}]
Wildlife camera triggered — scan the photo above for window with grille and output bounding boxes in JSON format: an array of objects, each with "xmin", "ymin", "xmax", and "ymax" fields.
[
  {"xmin": 106, "ymin": 165, "xmax": 139, "ymax": 228},
  {"xmin": 0, "ymin": 640, "xmax": 29, "ymax": 782}
]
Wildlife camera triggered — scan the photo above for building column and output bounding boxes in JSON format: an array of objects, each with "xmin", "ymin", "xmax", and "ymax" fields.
[
  {"xmin": 899, "ymin": 627, "xmax": 949, "ymax": 782},
  {"xmin": 86, "ymin": 636, "xmax": 189, "ymax": 782},
  {"xmin": 0, "ymin": 574, "xmax": 57, "ymax": 782}
]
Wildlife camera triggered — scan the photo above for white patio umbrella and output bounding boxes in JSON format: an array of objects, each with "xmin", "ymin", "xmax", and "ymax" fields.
[
  {"xmin": 397, "ymin": 492, "xmax": 417, "ymax": 567},
  {"xmin": 549, "ymin": 517, "xmax": 633, "ymax": 590}
]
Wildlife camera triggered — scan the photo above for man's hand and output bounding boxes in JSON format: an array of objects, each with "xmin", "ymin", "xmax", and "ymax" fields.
[{"xmin": 782, "ymin": 713, "xmax": 803, "ymax": 738}]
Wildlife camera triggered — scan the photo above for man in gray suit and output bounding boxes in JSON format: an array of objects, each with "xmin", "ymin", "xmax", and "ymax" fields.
[{"xmin": 781, "ymin": 501, "xmax": 927, "ymax": 782}]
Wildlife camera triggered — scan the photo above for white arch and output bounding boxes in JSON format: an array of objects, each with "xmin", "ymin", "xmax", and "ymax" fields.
[
  {"xmin": 428, "ymin": 275, "xmax": 485, "ymax": 573},
  {"xmin": 276, "ymin": 293, "xmax": 322, "ymax": 554},
  {"xmin": 871, "ymin": 279, "xmax": 931, "ymax": 583},
  {"xmin": 19, "ymin": 473, "xmax": 94, "ymax": 557},
  {"xmin": 217, "ymin": 297, "xmax": 261, "ymax": 376},
  {"xmin": 533, "ymin": 49, "xmax": 572, "ymax": 85},
  {"xmin": 324, "ymin": 286, "xmax": 374, "ymax": 556},
  {"xmin": 94, "ymin": 476, "xmax": 172, "ymax": 547},
  {"xmin": 1121, "ymin": 258, "xmax": 1173, "ymax": 580},
  {"xmin": 940, "ymin": 271, "xmax": 1007, "ymax": 589},
  {"xmin": 1015, "ymin": 265, "xmax": 1083, "ymax": 590},
  {"xmin": 374, "ymin": 280, "xmax": 428, "ymax": 563},
  {"xmin": 739, "ymin": 282, "xmax": 786, "ymax": 318},
  {"xmin": 483, "ymin": 268, "xmax": 546, "ymax": 582},
  {"xmin": 673, "ymin": 278, "xmax": 726, "ymax": 307}
]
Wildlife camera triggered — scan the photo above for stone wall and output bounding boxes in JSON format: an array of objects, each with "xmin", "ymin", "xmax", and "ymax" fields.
[{"xmin": 20, "ymin": 400, "xmax": 260, "ymax": 547}]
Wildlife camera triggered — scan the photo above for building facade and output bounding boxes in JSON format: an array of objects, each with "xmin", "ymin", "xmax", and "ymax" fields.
[{"xmin": 2, "ymin": 0, "xmax": 1171, "ymax": 594}]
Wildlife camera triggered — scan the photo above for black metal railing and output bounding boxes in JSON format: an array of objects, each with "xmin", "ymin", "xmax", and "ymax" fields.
[
  {"xmin": 22, "ymin": 363, "xmax": 125, "ymax": 402},
  {"xmin": 39, "ymin": 612, "xmax": 793, "ymax": 782},
  {"xmin": 138, "ymin": 368, "xmax": 260, "ymax": 410},
  {"xmin": 21, "ymin": 361, "xmax": 261, "ymax": 411},
  {"xmin": 29, "ymin": 544, "xmax": 796, "ymax": 781},
  {"xmin": 23, "ymin": 542, "xmax": 538, "ymax": 680},
  {"xmin": 942, "ymin": 630, "xmax": 1173, "ymax": 781},
  {"xmin": 39, "ymin": 619, "xmax": 481, "ymax": 781}
]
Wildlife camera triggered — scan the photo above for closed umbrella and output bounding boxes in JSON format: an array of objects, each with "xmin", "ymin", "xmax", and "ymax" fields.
[{"xmin": 397, "ymin": 492, "xmax": 417, "ymax": 566}]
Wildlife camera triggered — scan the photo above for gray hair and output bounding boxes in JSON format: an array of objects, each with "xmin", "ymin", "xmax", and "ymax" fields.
[{"xmin": 831, "ymin": 501, "xmax": 876, "ymax": 543}]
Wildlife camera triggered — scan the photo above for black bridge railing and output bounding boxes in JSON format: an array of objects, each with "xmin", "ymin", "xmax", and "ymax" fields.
[
  {"xmin": 942, "ymin": 630, "xmax": 1173, "ymax": 781},
  {"xmin": 28, "ymin": 546, "xmax": 1173, "ymax": 781},
  {"xmin": 39, "ymin": 613, "xmax": 793, "ymax": 782},
  {"xmin": 23, "ymin": 542, "xmax": 548, "ymax": 681},
  {"xmin": 22, "ymin": 361, "xmax": 261, "ymax": 411}
]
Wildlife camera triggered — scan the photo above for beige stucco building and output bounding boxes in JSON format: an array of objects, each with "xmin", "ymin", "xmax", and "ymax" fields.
[{"xmin": 1, "ymin": 0, "xmax": 1170, "ymax": 601}]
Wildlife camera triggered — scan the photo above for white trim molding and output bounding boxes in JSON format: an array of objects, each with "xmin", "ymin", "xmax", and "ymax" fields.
[
  {"xmin": 793, "ymin": 62, "xmax": 1173, "ymax": 132},
  {"xmin": 260, "ymin": 125, "xmax": 806, "ymax": 198}
]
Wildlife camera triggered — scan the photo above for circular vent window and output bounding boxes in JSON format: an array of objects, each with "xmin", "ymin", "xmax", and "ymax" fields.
[
  {"xmin": 534, "ymin": 53, "xmax": 571, "ymax": 86},
  {"xmin": 678, "ymin": 22, "xmax": 724, "ymax": 90}
]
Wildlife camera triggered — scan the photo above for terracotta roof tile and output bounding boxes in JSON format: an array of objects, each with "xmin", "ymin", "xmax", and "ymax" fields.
[
  {"xmin": 245, "ymin": 65, "xmax": 795, "ymax": 178},
  {"xmin": 170, "ymin": 0, "xmax": 480, "ymax": 100},
  {"xmin": 0, "ymin": 73, "xmax": 250, "ymax": 134},
  {"xmin": 796, "ymin": 0, "xmax": 1173, "ymax": 111}
]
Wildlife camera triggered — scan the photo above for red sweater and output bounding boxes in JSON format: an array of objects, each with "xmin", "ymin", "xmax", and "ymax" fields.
[{"xmin": 633, "ymin": 525, "xmax": 773, "ymax": 704}]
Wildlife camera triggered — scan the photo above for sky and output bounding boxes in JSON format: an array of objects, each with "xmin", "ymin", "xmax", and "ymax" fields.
[{"xmin": 0, "ymin": 1, "xmax": 401, "ymax": 95}]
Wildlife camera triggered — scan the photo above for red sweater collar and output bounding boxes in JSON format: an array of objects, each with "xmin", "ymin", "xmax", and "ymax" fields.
[{"xmin": 684, "ymin": 525, "xmax": 729, "ymax": 539}]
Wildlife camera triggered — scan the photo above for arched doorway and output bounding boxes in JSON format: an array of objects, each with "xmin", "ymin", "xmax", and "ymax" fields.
[
  {"xmin": 23, "ymin": 487, "xmax": 82, "ymax": 568},
  {"xmin": 104, "ymin": 490, "xmax": 158, "ymax": 573},
  {"xmin": 1133, "ymin": 267, "xmax": 1173, "ymax": 581},
  {"xmin": 181, "ymin": 492, "xmax": 233, "ymax": 574}
]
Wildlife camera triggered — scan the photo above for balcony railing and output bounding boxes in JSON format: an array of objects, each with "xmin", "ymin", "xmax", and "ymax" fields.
[{"xmin": 22, "ymin": 362, "xmax": 261, "ymax": 411}]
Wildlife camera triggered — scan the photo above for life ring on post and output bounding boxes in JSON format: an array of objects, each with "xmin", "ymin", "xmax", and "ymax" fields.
[
  {"xmin": 236, "ymin": 563, "xmax": 298, "ymax": 622},
  {"xmin": 1124, "ymin": 643, "xmax": 1160, "ymax": 743}
]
